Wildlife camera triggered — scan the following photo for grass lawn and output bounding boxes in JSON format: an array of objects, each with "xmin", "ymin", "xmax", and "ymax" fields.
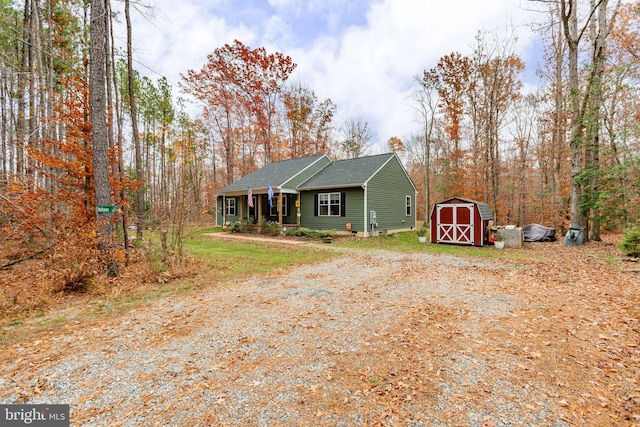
[
  {"xmin": 332, "ymin": 230, "xmax": 535, "ymax": 260},
  {"xmin": 181, "ymin": 228, "xmax": 340, "ymax": 279}
]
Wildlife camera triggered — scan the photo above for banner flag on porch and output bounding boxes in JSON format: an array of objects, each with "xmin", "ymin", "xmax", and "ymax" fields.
[
  {"xmin": 268, "ymin": 184, "xmax": 274, "ymax": 207},
  {"xmin": 247, "ymin": 186, "xmax": 254, "ymax": 208}
]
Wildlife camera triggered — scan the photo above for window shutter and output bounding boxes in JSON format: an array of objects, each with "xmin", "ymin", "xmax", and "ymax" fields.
[
  {"xmin": 341, "ymin": 192, "xmax": 346, "ymax": 217},
  {"xmin": 314, "ymin": 194, "xmax": 318, "ymax": 216}
]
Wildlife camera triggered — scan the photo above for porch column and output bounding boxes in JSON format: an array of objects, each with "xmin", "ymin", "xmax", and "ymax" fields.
[
  {"xmin": 278, "ymin": 192, "xmax": 283, "ymax": 225},
  {"xmin": 296, "ymin": 195, "xmax": 300, "ymax": 226},
  {"xmin": 222, "ymin": 196, "xmax": 226, "ymax": 225}
]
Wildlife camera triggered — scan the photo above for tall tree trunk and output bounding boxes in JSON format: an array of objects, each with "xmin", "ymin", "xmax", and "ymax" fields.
[
  {"xmin": 585, "ymin": 0, "xmax": 616, "ymax": 241},
  {"xmin": 552, "ymin": 4, "xmax": 566, "ymax": 232},
  {"xmin": 82, "ymin": 1, "xmax": 92, "ymax": 212},
  {"xmin": 562, "ymin": 0, "xmax": 587, "ymax": 234},
  {"xmin": 561, "ymin": 0, "xmax": 620, "ymax": 240},
  {"xmin": 125, "ymin": 0, "xmax": 145, "ymax": 240},
  {"xmin": 106, "ymin": 0, "xmax": 129, "ymax": 261},
  {"xmin": 424, "ymin": 121, "xmax": 432, "ymax": 222},
  {"xmin": 1, "ymin": 76, "xmax": 7, "ymax": 185},
  {"xmin": 90, "ymin": 0, "xmax": 119, "ymax": 276},
  {"xmin": 16, "ymin": 0, "xmax": 31, "ymax": 178}
]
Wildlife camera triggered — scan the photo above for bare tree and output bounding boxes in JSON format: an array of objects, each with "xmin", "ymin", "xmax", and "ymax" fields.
[
  {"xmin": 468, "ymin": 31, "xmax": 525, "ymax": 221},
  {"xmin": 407, "ymin": 74, "xmax": 441, "ymax": 220},
  {"xmin": 125, "ymin": 0, "xmax": 145, "ymax": 240},
  {"xmin": 339, "ymin": 116, "xmax": 374, "ymax": 159},
  {"xmin": 510, "ymin": 93, "xmax": 542, "ymax": 225}
]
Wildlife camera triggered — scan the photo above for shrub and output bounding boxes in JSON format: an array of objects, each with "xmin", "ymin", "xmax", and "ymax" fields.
[
  {"xmin": 318, "ymin": 229, "xmax": 336, "ymax": 239},
  {"xmin": 229, "ymin": 222, "xmax": 238, "ymax": 233},
  {"xmin": 261, "ymin": 221, "xmax": 281, "ymax": 236},
  {"xmin": 283, "ymin": 227, "xmax": 310, "ymax": 237},
  {"xmin": 282, "ymin": 227, "xmax": 334, "ymax": 239},
  {"xmin": 416, "ymin": 227, "xmax": 427, "ymax": 237},
  {"xmin": 619, "ymin": 225, "xmax": 640, "ymax": 257}
]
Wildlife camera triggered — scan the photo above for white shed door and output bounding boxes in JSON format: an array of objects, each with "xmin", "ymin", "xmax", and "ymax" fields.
[{"xmin": 436, "ymin": 203, "xmax": 474, "ymax": 245}]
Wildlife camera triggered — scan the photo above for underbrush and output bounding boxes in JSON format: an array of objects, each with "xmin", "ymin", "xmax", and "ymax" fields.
[
  {"xmin": 0, "ymin": 225, "xmax": 336, "ymax": 325},
  {"xmin": 0, "ymin": 229, "xmax": 202, "ymax": 322}
]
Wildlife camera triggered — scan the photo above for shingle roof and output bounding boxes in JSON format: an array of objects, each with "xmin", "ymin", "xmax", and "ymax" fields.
[
  {"xmin": 219, "ymin": 154, "xmax": 328, "ymax": 194},
  {"xmin": 476, "ymin": 203, "xmax": 493, "ymax": 221},
  {"xmin": 297, "ymin": 153, "xmax": 395, "ymax": 189}
]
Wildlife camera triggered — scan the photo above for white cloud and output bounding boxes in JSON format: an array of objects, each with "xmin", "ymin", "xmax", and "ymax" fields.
[
  {"xmin": 120, "ymin": 1, "xmax": 256, "ymax": 86},
  {"xmin": 287, "ymin": 0, "xmax": 539, "ymax": 147},
  {"xmin": 119, "ymin": 0, "xmax": 542, "ymax": 151}
]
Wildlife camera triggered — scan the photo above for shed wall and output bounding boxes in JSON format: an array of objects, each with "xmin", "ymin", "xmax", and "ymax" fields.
[{"xmin": 430, "ymin": 198, "xmax": 487, "ymax": 246}]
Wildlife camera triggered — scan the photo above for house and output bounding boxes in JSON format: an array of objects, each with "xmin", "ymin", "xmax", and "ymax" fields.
[
  {"xmin": 429, "ymin": 197, "xmax": 493, "ymax": 246},
  {"xmin": 216, "ymin": 154, "xmax": 331, "ymax": 227},
  {"xmin": 216, "ymin": 153, "xmax": 417, "ymax": 236}
]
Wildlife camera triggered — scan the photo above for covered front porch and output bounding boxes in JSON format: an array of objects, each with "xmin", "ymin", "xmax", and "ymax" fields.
[{"xmin": 217, "ymin": 189, "xmax": 301, "ymax": 228}]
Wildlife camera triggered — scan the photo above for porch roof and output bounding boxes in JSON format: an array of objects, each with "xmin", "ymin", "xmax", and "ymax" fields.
[{"xmin": 218, "ymin": 154, "xmax": 329, "ymax": 195}]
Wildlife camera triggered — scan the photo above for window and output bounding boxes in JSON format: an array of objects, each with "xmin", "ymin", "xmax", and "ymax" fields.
[
  {"xmin": 318, "ymin": 192, "xmax": 341, "ymax": 216},
  {"xmin": 270, "ymin": 195, "xmax": 288, "ymax": 217},
  {"xmin": 406, "ymin": 195, "xmax": 412, "ymax": 216},
  {"xmin": 226, "ymin": 198, "xmax": 236, "ymax": 216}
]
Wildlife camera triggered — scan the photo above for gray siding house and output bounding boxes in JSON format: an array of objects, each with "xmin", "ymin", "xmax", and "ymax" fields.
[{"xmin": 216, "ymin": 153, "xmax": 417, "ymax": 236}]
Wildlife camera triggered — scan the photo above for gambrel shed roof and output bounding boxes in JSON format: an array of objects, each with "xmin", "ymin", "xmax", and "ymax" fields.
[{"xmin": 430, "ymin": 197, "xmax": 493, "ymax": 221}]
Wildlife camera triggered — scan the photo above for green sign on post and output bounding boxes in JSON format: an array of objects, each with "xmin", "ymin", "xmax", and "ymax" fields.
[{"xmin": 97, "ymin": 205, "xmax": 117, "ymax": 214}]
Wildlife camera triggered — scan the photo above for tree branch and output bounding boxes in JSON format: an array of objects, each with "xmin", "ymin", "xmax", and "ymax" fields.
[{"xmin": 1, "ymin": 243, "xmax": 58, "ymax": 270}]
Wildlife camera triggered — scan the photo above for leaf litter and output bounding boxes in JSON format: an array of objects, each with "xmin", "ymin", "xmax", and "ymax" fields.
[{"xmin": 0, "ymin": 234, "xmax": 638, "ymax": 426}]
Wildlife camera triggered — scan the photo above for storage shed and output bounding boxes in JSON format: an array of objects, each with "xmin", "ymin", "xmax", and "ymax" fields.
[{"xmin": 430, "ymin": 197, "xmax": 493, "ymax": 246}]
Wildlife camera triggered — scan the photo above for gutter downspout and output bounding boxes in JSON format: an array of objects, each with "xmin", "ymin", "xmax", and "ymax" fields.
[
  {"xmin": 363, "ymin": 184, "xmax": 368, "ymax": 237},
  {"xmin": 415, "ymin": 189, "xmax": 418, "ymax": 229},
  {"xmin": 278, "ymin": 188, "xmax": 283, "ymax": 226}
]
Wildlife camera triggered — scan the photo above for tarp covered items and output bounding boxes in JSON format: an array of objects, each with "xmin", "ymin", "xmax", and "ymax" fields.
[{"xmin": 522, "ymin": 223, "xmax": 557, "ymax": 242}]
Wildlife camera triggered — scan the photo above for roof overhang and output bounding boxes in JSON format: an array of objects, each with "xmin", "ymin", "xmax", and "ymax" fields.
[
  {"xmin": 297, "ymin": 184, "xmax": 365, "ymax": 191},
  {"xmin": 218, "ymin": 187, "xmax": 299, "ymax": 197}
]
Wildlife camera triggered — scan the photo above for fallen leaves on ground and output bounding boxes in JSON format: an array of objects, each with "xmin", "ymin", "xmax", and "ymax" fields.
[{"xmin": 0, "ymin": 233, "xmax": 638, "ymax": 426}]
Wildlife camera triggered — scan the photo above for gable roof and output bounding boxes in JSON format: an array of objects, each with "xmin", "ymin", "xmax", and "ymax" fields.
[
  {"xmin": 218, "ymin": 154, "xmax": 329, "ymax": 194},
  {"xmin": 297, "ymin": 153, "xmax": 396, "ymax": 190}
]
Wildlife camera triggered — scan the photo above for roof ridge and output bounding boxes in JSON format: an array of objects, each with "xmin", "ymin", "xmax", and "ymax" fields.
[{"xmin": 331, "ymin": 152, "xmax": 394, "ymax": 163}]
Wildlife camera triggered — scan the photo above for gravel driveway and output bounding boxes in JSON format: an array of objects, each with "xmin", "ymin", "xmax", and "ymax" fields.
[{"xmin": 1, "ymin": 245, "xmax": 638, "ymax": 426}]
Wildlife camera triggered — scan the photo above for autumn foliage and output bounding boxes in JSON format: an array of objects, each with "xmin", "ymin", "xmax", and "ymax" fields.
[{"xmin": 2, "ymin": 1, "xmax": 640, "ymax": 319}]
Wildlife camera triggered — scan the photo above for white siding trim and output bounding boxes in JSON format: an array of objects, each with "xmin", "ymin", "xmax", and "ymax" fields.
[{"xmin": 363, "ymin": 184, "xmax": 368, "ymax": 237}]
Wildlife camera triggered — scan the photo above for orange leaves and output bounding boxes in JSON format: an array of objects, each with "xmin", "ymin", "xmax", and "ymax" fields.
[
  {"xmin": 182, "ymin": 40, "xmax": 297, "ymax": 163},
  {"xmin": 611, "ymin": 3, "xmax": 640, "ymax": 65},
  {"xmin": 281, "ymin": 83, "xmax": 336, "ymax": 157},
  {"xmin": 387, "ymin": 136, "xmax": 404, "ymax": 153}
]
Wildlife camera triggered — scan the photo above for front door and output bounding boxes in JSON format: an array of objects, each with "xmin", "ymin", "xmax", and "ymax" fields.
[
  {"xmin": 436, "ymin": 203, "xmax": 474, "ymax": 245},
  {"xmin": 247, "ymin": 196, "xmax": 257, "ymax": 223}
]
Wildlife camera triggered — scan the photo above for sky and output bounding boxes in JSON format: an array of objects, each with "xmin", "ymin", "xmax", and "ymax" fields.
[{"xmin": 118, "ymin": 0, "xmax": 546, "ymax": 153}]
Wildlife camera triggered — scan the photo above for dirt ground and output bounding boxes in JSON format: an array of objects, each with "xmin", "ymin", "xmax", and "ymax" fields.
[{"xmin": 0, "ymin": 235, "xmax": 638, "ymax": 426}]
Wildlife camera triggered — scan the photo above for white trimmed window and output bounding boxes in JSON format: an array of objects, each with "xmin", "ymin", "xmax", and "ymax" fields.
[
  {"xmin": 318, "ymin": 192, "xmax": 341, "ymax": 216},
  {"xmin": 226, "ymin": 198, "xmax": 236, "ymax": 216},
  {"xmin": 270, "ymin": 195, "xmax": 288, "ymax": 217},
  {"xmin": 406, "ymin": 195, "xmax": 412, "ymax": 216}
]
